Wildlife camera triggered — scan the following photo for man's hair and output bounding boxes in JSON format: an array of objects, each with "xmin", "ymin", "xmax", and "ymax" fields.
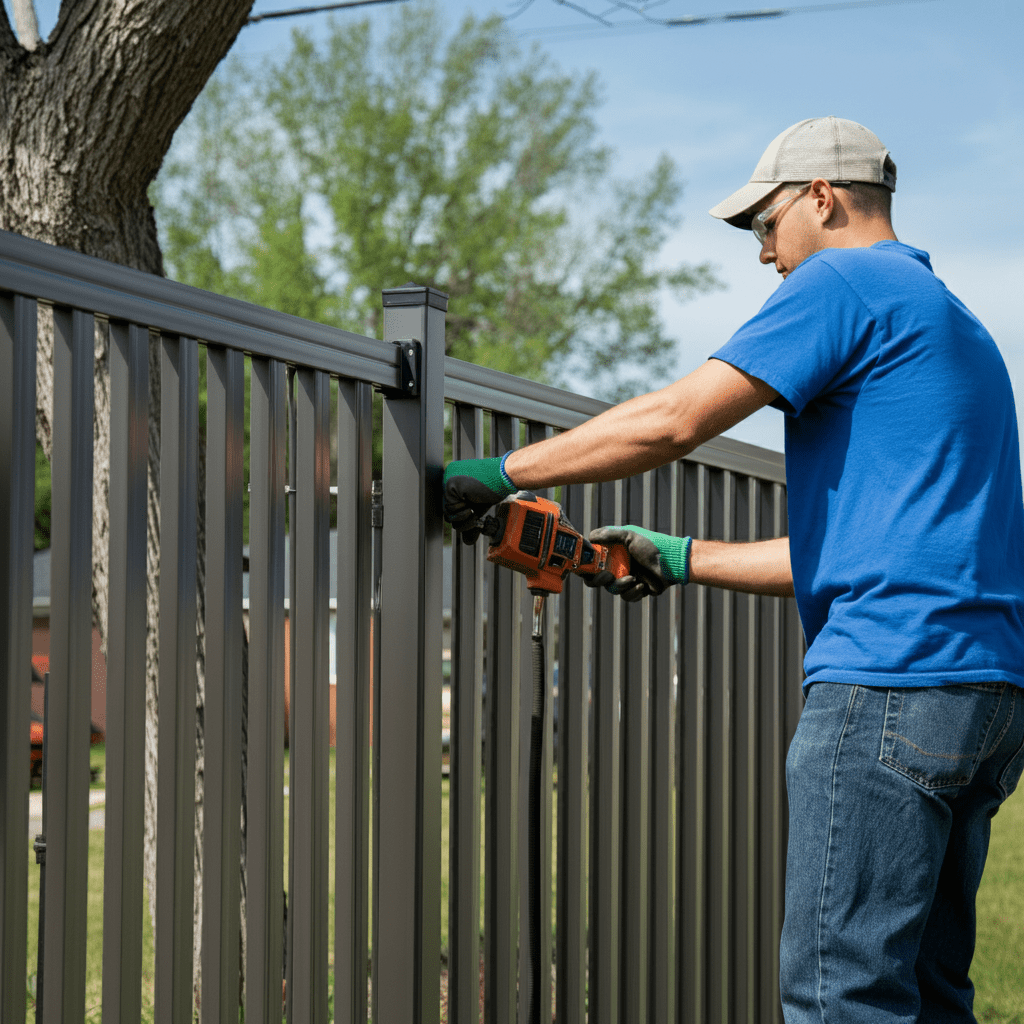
[
  {"xmin": 841, "ymin": 182, "xmax": 893, "ymax": 221},
  {"xmin": 773, "ymin": 180, "xmax": 892, "ymax": 223}
]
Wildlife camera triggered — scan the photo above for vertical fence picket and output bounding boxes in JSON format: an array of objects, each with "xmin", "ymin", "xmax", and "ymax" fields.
[
  {"xmin": 288, "ymin": 367, "xmax": 331, "ymax": 1024},
  {"xmin": 556, "ymin": 481, "xmax": 591, "ymax": 1024},
  {"xmin": 449, "ymin": 404, "xmax": 484, "ymax": 1024},
  {"xmin": 0, "ymin": 292, "xmax": 36, "ymax": 1024},
  {"xmin": 154, "ymin": 333, "xmax": 199, "ymax": 1024},
  {"xmin": 334, "ymin": 378, "xmax": 373, "ymax": 1024},
  {"xmin": 520, "ymin": 421, "xmax": 554, "ymax": 1024},
  {"xmin": 780, "ymin": 486, "xmax": 806, "ymax": 957},
  {"xmin": 42, "ymin": 307, "xmax": 95, "ymax": 1024},
  {"xmin": 103, "ymin": 321, "xmax": 149, "ymax": 1024},
  {"xmin": 757, "ymin": 481, "xmax": 784, "ymax": 1024},
  {"xmin": 621, "ymin": 472, "xmax": 650, "ymax": 1024},
  {"xmin": 246, "ymin": 357, "xmax": 287, "ymax": 1024},
  {"xmin": 285, "ymin": 364, "xmax": 297, "ymax": 1021},
  {"xmin": 648, "ymin": 461, "xmax": 676, "ymax": 1024},
  {"xmin": 706, "ymin": 469, "xmax": 735, "ymax": 1024},
  {"xmin": 733, "ymin": 476, "xmax": 758, "ymax": 1024},
  {"xmin": 678, "ymin": 461, "xmax": 708, "ymax": 1024},
  {"xmin": 590, "ymin": 478, "xmax": 622, "ymax": 1024},
  {"xmin": 484, "ymin": 413, "xmax": 521, "ymax": 1024},
  {"xmin": 201, "ymin": 345, "xmax": 245, "ymax": 1022}
]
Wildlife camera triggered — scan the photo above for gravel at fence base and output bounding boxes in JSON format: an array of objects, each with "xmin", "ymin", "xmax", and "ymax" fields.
[{"xmin": 28, "ymin": 790, "xmax": 107, "ymax": 835}]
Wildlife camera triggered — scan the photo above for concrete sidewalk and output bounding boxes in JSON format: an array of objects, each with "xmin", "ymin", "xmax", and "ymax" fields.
[{"xmin": 28, "ymin": 790, "xmax": 107, "ymax": 836}]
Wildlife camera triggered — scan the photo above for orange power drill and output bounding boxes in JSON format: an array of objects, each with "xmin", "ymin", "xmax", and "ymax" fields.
[{"xmin": 478, "ymin": 491, "xmax": 631, "ymax": 596}]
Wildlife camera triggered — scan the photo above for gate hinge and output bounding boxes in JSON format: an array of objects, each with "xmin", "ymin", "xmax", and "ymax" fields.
[{"xmin": 379, "ymin": 339, "xmax": 420, "ymax": 398}]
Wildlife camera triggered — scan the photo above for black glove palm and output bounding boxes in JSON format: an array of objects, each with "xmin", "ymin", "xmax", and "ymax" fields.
[{"xmin": 585, "ymin": 525, "xmax": 692, "ymax": 602}]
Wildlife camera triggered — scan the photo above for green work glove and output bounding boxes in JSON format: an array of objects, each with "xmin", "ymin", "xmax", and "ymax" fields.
[
  {"xmin": 586, "ymin": 525, "xmax": 692, "ymax": 602},
  {"xmin": 443, "ymin": 453, "xmax": 517, "ymax": 543}
]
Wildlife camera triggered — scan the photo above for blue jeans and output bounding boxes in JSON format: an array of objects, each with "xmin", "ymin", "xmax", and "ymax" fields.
[{"xmin": 781, "ymin": 682, "xmax": 1024, "ymax": 1024}]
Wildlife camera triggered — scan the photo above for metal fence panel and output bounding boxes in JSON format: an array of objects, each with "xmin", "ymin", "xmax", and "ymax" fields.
[{"xmin": 1, "ymin": 232, "xmax": 805, "ymax": 1024}]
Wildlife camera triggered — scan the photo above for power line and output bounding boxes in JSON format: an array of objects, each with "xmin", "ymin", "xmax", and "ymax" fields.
[
  {"xmin": 517, "ymin": 0, "xmax": 942, "ymax": 37},
  {"xmin": 244, "ymin": 0, "xmax": 937, "ymax": 29},
  {"xmin": 246, "ymin": 0, "xmax": 409, "ymax": 25}
]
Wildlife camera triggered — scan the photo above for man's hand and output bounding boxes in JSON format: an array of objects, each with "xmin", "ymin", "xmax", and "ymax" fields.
[
  {"xmin": 443, "ymin": 454, "xmax": 516, "ymax": 543},
  {"xmin": 585, "ymin": 526, "xmax": 692, "ymax": 602}
]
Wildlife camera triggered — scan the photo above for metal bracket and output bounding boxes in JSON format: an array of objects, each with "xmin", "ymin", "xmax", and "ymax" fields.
[{"xmin": 378, "ymin": 339, "xmax": 420, "ymax": 398}]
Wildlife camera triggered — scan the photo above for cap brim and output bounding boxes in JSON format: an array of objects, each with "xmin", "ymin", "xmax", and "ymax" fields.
[{"xmin": 708, "ymin": 180, "xmax": 783, "ymax": 230}]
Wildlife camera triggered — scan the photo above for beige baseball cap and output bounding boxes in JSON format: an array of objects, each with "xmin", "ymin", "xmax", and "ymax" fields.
[{"xmin": 709, "ymin": 116, "xmax": 897, "ymax": 229}]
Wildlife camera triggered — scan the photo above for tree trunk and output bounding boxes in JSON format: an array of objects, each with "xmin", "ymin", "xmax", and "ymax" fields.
[{"xmin": 0, "ymin": 0, "xmax": 256, "ymax": 1011}]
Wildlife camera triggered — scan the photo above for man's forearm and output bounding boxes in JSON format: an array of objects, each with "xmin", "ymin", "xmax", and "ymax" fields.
[
  {"xmin": 503, "ymin": 359, "xmax": 779, "ymax": 490},
  {"xmin": 689, "ymin": 536, "xmax": 794, "ymax": 597},
  {"xmin": 504, "ymin": 386, "xmax": 692, "ymax": 489}
]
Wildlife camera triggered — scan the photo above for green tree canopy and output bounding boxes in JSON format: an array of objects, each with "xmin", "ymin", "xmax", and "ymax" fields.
[{"xmin": 153, "ymin": 2, "xmax": 720, "ymax": 401}]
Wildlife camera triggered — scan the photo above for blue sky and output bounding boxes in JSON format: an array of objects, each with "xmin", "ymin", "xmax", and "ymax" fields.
[{"xmin": 12, "ymin": 0, "xmax": 1024, "ymax": 454}]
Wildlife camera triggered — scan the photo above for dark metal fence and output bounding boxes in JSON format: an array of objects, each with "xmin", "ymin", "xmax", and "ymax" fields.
[{"xmin": 1, "ymin": 228, "xmax": 804, "ymax": 1024}]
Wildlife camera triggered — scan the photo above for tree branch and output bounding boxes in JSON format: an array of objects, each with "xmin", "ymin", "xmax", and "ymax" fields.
[
  {"xmin": 11, "ymin": 0, "xmax": 41, "ymax": 50},
  {"xmin": 0, "ymin": 4, "xmax": 23, "ymax": 61}
]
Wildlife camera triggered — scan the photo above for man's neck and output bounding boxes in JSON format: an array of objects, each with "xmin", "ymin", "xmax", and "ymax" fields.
[{"xmin": 825, "ymin": 219, "xmax": 898, "ymax": 249}]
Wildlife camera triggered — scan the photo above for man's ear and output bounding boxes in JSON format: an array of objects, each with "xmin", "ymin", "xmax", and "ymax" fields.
[{"xmin": 809, "ymin": 178, "xmax": 836, "ymax": 225}]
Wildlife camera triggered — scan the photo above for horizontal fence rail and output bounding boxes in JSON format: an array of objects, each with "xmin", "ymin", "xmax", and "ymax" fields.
[{"xmin": 0, "ymin": 227, "xmax": 804, "ymax": 1024}]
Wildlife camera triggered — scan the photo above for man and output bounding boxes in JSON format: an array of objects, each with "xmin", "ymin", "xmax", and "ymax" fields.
[{"xmin": 443, "ymin": 117, "xmax": 1024, "ymax": 1022}]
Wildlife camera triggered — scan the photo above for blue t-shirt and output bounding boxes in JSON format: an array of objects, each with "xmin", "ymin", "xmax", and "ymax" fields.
[{"xmin": 712, "ymin": 240, "xmax": 1024, "ymax": 690}]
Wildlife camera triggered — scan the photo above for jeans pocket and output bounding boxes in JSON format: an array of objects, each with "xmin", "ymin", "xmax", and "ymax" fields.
[
  {"xmin": 878, "ymin": 684, "xmax": 1006, "ymax": 791},
  {"xmin": 997, "ymin": 691, "xmax": 1024, "ymax": 798}
]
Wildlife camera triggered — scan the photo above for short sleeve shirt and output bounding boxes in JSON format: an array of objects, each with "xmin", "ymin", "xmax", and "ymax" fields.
[{"xmin": 712, "ymin": 241, "xmax": 1024, "ymax": 689}]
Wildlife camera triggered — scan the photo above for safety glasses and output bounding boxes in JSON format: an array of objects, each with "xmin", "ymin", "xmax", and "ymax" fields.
[
  {"xmin": 751, "ymin": 184, "xmax": 811, "ymax": 246},
  {"xmin": 751, "ymin": 182, "xmax": 850, "ymax": 246}
]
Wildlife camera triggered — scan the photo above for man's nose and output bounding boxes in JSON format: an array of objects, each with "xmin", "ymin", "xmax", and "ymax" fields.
[{"xmin": 759, "ymin": 241, "xmax": 776, "ymax": 266}]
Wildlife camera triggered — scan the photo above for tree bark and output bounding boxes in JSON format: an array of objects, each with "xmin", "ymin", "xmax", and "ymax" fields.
[{"xmin": 0, "ymin": 0, "xmax": 255, "ymax": 1010}]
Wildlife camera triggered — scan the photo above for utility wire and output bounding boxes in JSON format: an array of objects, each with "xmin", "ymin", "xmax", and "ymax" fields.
[
  {"xmin": 244, "ymin": 0, "xmax": 939, "ymax": 35},
  {"xmin": 246, "ymin": 0, "xmax": 936, "ymax": 28},
  {"xmin": 665, "ymin": 0, "xmax": 940, "ymax": 26},
  {"xmin": 517, "ymin": 0, "xmax": 941, "ymax": 36},
  {"xmin": 247, "ymin": 0, "xmax": 409, "ymax": 24}
]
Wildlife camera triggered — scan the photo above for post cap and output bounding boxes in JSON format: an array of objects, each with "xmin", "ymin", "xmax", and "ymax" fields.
[{"xmin": 382, "ymin": 282, "xmax": 448, "ymax": 312}]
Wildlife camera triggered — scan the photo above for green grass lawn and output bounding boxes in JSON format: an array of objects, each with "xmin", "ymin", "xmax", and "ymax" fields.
[
  {"xmin": 25, "ymin": 750, "xmax": 1024, "ymax": 1022},
  {"xmin": 973, "ymin": 785, "xmax": 1024, "ymax": 1023}
]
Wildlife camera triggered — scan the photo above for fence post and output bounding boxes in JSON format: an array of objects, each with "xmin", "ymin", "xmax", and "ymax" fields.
[{"xmin": 376, "ymin": 283, "xmax": 447, "ymax": 1024}]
